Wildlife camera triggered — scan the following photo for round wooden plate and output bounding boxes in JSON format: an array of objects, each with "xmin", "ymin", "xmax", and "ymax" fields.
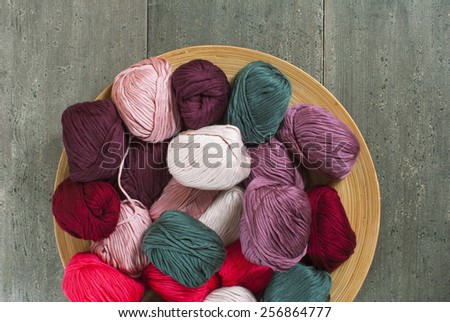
[{"xmin": 53, "ymin": 45, "xmax": 380, "ymax": 302}]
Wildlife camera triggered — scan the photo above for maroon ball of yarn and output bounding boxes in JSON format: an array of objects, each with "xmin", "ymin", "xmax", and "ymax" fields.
[
  {"xmin": 62, "ymin": 100, "xmax": 126, "ymax": 182},
  {"xmin": 120, "ymin": 138, "xmax": 171, "ymax": 208},
  {"xmin": 172, "ymin": 59, "xmax": 230, "ymax": 130},
  {"xmin": 303, "ymin": 185, "xmax": 357, "ymax": 273},
  {"xmin": 52, "ymin": 178, "xmax": 121, "ymax": 241},
  {"xmin": 245, "ymin": 137, "xmax": 304, "ymax": 190},
  {"xmin": 277, "ymin": 104, "xmax": 360, "ymax": 181}
]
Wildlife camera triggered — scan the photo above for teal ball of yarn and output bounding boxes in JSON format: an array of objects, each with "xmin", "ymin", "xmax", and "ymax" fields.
[
  {"xmin": 262, "ymin": 263, "xmax": 332, "ymax": 302},
  {"xmin": 141, "ymin": 210, "xmax": 226, "ymax": 288},
  {"xmin": 226, "ymin": 61, "xmax": 292, "ymax": 144}
]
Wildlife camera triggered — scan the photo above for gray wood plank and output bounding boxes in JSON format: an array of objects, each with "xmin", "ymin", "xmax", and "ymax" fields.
[
  {"xmin": 324, "ymin": 0, "xmax": 450, "ymax": 301},
  {"xmin": 0, "ymin": 0, "xmax": 147, "ymax": 301},
  {"xmin": 148, "ymin": 0, "xmax": 324, "ymax": 83}
]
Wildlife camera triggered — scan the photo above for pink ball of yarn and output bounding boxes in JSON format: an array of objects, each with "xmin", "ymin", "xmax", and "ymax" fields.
[
  {"xmin": 149, "ymin": 178, "xmax": 220, "ymax": 221},
  {"xmin": 90, "ymin": 200, "xmax": 151, "ymax": 278},
  {"xmin": 277, "ymin": 104, "xmax": 360, "ymax": 181},
  {"xmin": 172, "ymin": 59, "xmax": 230, "ymax": 130},
  {"xmin": 62, "ymin": 253, "xmax": 145, "ymax": 302},
  {"xmin": 112, "ymin": 57, "xmax": 181, "ymax": 142},
  {"xmin": 240, "ymin": 178, "xmax": 311, "ymax": 271},
  {"xmin": 142, "ymin": 264, "xmax": 220, "ymax": 302},
  {"xmin": 61, "ymin": 100, "xmax": 126, "ymax": 182},
  {"xmin": 245, "ymin": 137, "xmax": 304, "ymax": 189},
  {"xmin": 120, "ymin": 138, "xmax": 171, "ymax": 208}
]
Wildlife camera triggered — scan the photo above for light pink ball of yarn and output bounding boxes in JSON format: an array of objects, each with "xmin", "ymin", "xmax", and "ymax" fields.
[
  {"xmin": 112, "ymin": 57, "xmax": 181, "ymax": 142},
  {"xmin": 199, "ymin": 186, "xmax": 243, "ymax": 247},
  {"xmin": 167, "ymin": 125, "xmax": 251, "ymax": 190},
  {"xmin": 149, "ymin": 178, "xmax": 220, "ymax": 221},
  {"xmin": 204, "ymin": 286, "xmax": 257, "ymax": 302},
  {"xmin": 90, "ymin": 200, "xmax": 151, "ymax": 278}
]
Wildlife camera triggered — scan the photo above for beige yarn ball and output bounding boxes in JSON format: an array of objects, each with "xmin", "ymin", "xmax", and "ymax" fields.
[
  {"xmin": 167, "ymin": 125, "xmax": 251, "ymax": 190},
  {"xmin": 199, "ymin": 186, "xmax": 243, "ymax": 247}
]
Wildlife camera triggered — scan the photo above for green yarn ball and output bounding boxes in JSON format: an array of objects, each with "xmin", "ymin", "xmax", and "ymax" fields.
[
  {"xmin": 262, "ymin": 263, "xmax": 332, "ymax": 302},
  {"xmin": 226, "ymin": 61, "xmax": 292, "ymax": 144},
  {"xmin": 141, "ymin": 210, "xmax": 226, "ymax": 288}
]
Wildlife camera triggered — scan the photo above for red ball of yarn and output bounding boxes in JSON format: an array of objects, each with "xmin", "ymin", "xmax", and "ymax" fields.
[
  {"xmin": 304, "ymin": 185, "xmax": 357, "ymax": 273},
  {"xmin": 142, "ymin": 264, "xmax": 220, "ymax": 302},
  {"xmin": 62, "ymin": 100, "xmax": 126, "ymax": 182},
  {"xmin": 172, "ymin": 59, "xmax": 230, "ymax": 130},
  {"xmin": 62, "ymin": 253, "xmax": 145, "ymax": 302},
  {"xmin": 52, "ymin": 178, "xmax": 120, "ymax": 241},
  {"xmin": 120, "ymin": 138, "xmax": 172, "ymax": 208},
  {"xmin": 219, "ymin": 240, "xmax": 273, "ymax": 294}
]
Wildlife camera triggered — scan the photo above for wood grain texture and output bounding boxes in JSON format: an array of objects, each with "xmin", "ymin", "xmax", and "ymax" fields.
[
  {"xmin": 324, "ymin": 0, "xmax": 450, "ymax": 301},
  {"xmin": 147, "ymin": 0, "xmax": 324, "ymax": 83},
  {"xmin": 0, "ymin": 0, "xmax": 147, "ymax": 301}
]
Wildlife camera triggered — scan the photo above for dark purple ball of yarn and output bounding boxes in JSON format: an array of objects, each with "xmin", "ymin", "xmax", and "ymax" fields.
[
  {"xmin": 277, "ymin": 104, "xmax": 360, "ymax": 181},
  {"xmin": 172, "ymin": 59, "xmax": 230, "ymax": 130},
  {"xmin": 62, "ymin": 100, "xmax": 126, "ymax": 182},
  {"xmin": 120, "ymin": 138, "xmax": 172, "ymax": 208}
]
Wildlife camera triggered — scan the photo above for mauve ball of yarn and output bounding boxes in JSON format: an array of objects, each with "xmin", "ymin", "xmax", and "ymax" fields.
[
  {"xmin": 303, "ymin": 186, "xmax": 357, "ymax": 273},
  {"xmin": 199, "ymin": 186, "xmax": 243, "ymax": 247},
  {"xmin": 62, "ymin": 253, "xmax": 145, "ymax": 302},
  {"xmin": 226, "ymin": 61, "xmax": 292, "ymax": 144},
  {"xmin": 52, "ymin": 178, "xmax": 120, "ymax": 241},
  {"xmin": 240, "ymin": 178, "xmax": 311, "ymax": 271},
  {"xmin": 204, "ymin": 286, "xmax": 257, "ymax": 302},
  {"xmin": 172, "ymin": 59, "xmax": 230, "ymax": 130},
  {"xmin": 120, "ymin": 139, "xmax": 171, "ymax": 208},
  {"xmin": 262, "ymin": 263, "xmax": 331, "ymax": 302},
  {"xmin": 277, "ymin": 104, "xmax": 360, "ymax": 181},
  {"xmin": 142, "ymin": 210, "xmax": 226, "ymax": 288},
  {"xmin": 167, "ymin": 125, "xmax": 251, "ymax": 190},
  {"xmin": 219, "ymin": 240, "xmax": 273, "ymax": 294},
  {"xmin": 62, "ymin": 100, "xmax": 126, "ymax": 182},
  {"xmin": 142, "ymin": 264, "xmax": 220, "ymax": 302},
  {"xmin": 149, "ymin": 178, "xmax": 220, "ymax": 221},
  {"xmin": 90, "ymin": 200, "xmax": 151, "ymax": 278},
  {"xmin": 245, "ymin": 137, "xmax": 304, "ymax": 189},
  {"xmin": 112, "ymin": 57, "xmax": 181, "ymax": 142}
]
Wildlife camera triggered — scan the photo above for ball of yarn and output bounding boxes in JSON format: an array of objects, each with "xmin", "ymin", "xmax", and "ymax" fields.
[
  {"xmin": 120, "ymin": 139, "xmax": 171, "ymax": 208},
  {"xmin": 142, "ymin": 264, "xmax": 220, "ymax": 302},
  {"xmin": 277, "ymin": 104, "xmax": 360, "ymax": 181},
  {"xmin": 226, "ymin": 61, "xmax": 292, "ymax": 144},
  {"xmin": 262, "ymin": 263, "xmax": 331, "ymax": 302},
  {"xmin": 62, "ymin": 253, "xmax": 145, "ymax": 302},
  {"xmin": 303, "ymin": 186, "xmax": 357, "ymax": 273},
  {"xmin": 149, "ymin": 178, "xmax": 220, "ymax": 221},
  {"xmin": 52, "ymin": 178, "xmax": 120, "ymax": 241},
  {"xmin": 245, "ymin": 137, "xmax": 304, "ymax": 189},
  {"xmin": 142, "ymin": 210, "xmax": 226, "ymax": 288},
  {"xmin": 61, "ymin": 100, "xmax": 126, "ymax": 182},
  {"xmin": 240, "ymin": 178, "xmax": 311, "ymax": 271},
  {"xmin": 90, "ymin": 200, "xmax": 151, "ymax": 277},
  {"xmin": 172, "ymin": 59, "xmax": 230, "ymax": 130},
  {"xmin": 112, "ymin": 57, "xmax": 181, "ymax": 142},
  {"xmin": 199, "ymin": 186, "xmax": 243, "ymax": 247},
  {"xmin": 204, "ymin": 286, "xmax": 257, "ymax": 302},
  {"xmin": 219, "ymin": 240, "xmax": 273, "ymax": 294},
  {"xmin": 167, "ymin": 125, "xmax": 251, "ymax": 190}
]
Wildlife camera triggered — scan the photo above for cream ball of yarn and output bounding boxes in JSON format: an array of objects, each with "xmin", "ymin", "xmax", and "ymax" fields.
[{"xmin": 204, "ymin": 286, "xmax": 257, "ymax": 302}]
